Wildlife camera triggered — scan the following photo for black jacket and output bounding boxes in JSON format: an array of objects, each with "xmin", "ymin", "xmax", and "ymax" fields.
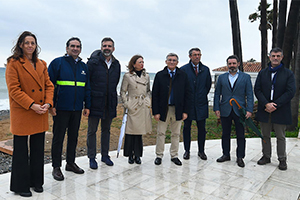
[
  {"xmin": 152, "ymin": 66, "xmax": 191, "ymax": 122},
  {"xmin": 87, "ymin": 50, "xmax": 121, "ymax": 119},
  {"xmin": 254, "ymin": 63, "xmax": 295, "ymax": 125}
]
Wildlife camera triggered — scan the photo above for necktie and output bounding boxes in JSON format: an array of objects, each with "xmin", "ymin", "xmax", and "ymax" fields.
[
  {"xmin": 194, "ymin": 66, "xmax": 198, "ymax": 76},
  {"xmin": 170, "ymin": 71, "xmax": 175, "ymax": 105}
]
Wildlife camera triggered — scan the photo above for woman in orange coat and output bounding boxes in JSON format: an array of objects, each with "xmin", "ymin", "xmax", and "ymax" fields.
[{"xmin": 5, "ymin": 31, "xmax": 54, "ymax": 197}]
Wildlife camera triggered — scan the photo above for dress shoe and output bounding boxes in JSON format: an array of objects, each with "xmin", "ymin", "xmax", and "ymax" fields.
[
  {"xmin": 101, "ymin": 156, "xmax": 114, "ymax": 166},
  {"xmin": 52, "ymin": 167, "xmax": 64, "ymax": 181},
  {"xmin": 216, "ymin": 155, "xmax": 231, "ymax": 162},
  {"xmin": 65, "ymin": 163, "xmax": 84, "ymax": 174},
  {"xmin": 183, "ymin": 151, "xmax": 190, "ymax": 160},
  {"xmin": 128, "ymin": 155, "xmax": 134, "ymax": 164},
  {"xmin": 33, "ymin": 186, "xmax": 43, "ymax": 193},
  {"xmin": 135, "ymin": 156, "xmax": 141, "ymax": 164},
  {"xmin": 278, "ymin": 160, "xmax": 287, "ymax": 170},
  {"xmin": 89, "ymin": 158, "xmax": 98, "ymax": 169},
  {"xmin": 198, "ymin": 152, "xmax": 207, "ymax": 160},
  {"xmin": 154, "ymin": 157, "xmax": 162, "ymax": 165},
  {"xmin": 16, "ymin": 191, "xmax": 32, "ymax": 197},
  {"xmin": 171, "ymin": 157, "xmax": 182, "ymax": 166},
  {"xmin": 236, "ymin": 158, "xmax": 245, "ymax": 168},
  {"xmin": 257, "ymin": 156, "xmax": 271, "ymax": 165}
]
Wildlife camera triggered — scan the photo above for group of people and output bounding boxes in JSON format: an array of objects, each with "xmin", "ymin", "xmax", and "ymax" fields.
[{"xmin": 5, "ymin": 31, "xmax": 295, "ymax": 197}]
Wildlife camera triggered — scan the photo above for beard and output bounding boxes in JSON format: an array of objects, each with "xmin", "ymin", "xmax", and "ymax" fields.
[
  {"xmin": 103, "ymin": 49, "xmax": 112, "ymax": 57},
  {"xmin": 229, "ymin": 67, "xmax": 238, "ymax": 73}
]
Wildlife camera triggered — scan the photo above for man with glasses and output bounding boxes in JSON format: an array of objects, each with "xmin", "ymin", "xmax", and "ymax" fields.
[
  {"xmin": 152, "ymin": 53, "xmax": 191, "ymax": 166},
  {"xmin": 181, "ymin": 48, "xmax": 211, "ymax": 160},
  {"xmin": 86, "ymin": 37, "xmax": 121, "ymax": 168},
  {"xmin": 48, "ymin": 37, "xmax": 91, "ymax": 181}
]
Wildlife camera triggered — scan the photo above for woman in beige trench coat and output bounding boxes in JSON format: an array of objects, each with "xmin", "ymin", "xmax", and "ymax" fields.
[{"xmin": 120, "ymin": 55, "xmax": 152, "ymax": 164}]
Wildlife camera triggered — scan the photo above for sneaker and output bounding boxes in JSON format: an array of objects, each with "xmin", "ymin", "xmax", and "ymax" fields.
[
  {"xmin": 101, "ymin": 156, "xmax": 114, "ymax": 166},
  {"xmin": 89, "ymin": 158, "xmax": 98, "ymax": 169},
  {"xmin": 257, "ymin": 156, "xmax": 271, "ymax": 165}
]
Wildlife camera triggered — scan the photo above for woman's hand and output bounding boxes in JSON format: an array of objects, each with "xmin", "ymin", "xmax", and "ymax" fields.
[{"xmin": 30, "ymin": 103, "xmax": 48, "ymax": 114}]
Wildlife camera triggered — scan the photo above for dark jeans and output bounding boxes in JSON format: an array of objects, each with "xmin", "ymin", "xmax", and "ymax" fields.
[
  {"xmin": 51, "ymin": 110, "xmax": 82, "ymax": 167},
  {"xmin": 10, "ymin": 132, "xmax": 45, "ymax": 193},
  {"xmin": 183, "ymin": 119, "xmax": 206, "ymax": 153},
  {"xmin": 220, "ymin": 110, "xmax": 245, "ymax": 158},
  {"xmin": 123, "ymin": 134, "xmax": 143, "ymax": 157},
  {"xmin": 87, "ymin": 115, "xmax": 112, "ymax": 158}
]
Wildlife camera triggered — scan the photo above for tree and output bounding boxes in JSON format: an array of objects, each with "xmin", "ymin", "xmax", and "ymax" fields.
[
  {"xmin": 261, "ymin": 0, "xmax": 268, "ymax": 70},
  {"xmin": 272, "ymin": 0, "xmax": 278, "ymax": 47},
  {"xmin": 229, "ymin": 0, "xmax": 243, "ymax": 71},
  {"xmin": 276, "ymin": 0, "xmax": 287, "ymax": 48}
]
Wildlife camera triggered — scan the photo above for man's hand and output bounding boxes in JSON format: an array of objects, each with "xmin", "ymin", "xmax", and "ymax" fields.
[
  {"xmin": 182, "ymin": 113, "xmax": 188, "ymax": 121},
  {"xmin": 265, "ymin": 102, "xmax": 277, "ymax": 113},
  {"xmin": 49, "ymin": 107, "xmax": 57, "ymax": 116},
  {"xmin": 215, "ymin": 110, "xmax": 220, "ymax": 118},
  {"xmin": 83, "ymin": 109, "xmax": 90, "ymax": 117},
  {"xmin": 154, "ymin": 114, "xmax": 160, "ymax": 122},
  {"xmin": 245, "ymin": 111, "xmax": 252, "ymax": 119}
]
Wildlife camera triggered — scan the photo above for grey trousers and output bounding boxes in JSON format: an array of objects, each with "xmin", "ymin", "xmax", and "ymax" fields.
[{"xmin": 260, "ymin": 119, "xmax": 287, "ymax": 161}]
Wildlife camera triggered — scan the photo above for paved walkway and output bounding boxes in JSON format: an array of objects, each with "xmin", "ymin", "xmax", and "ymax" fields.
[{"xmin": 0, "ymin": 138, "xmax": 299, "ymax": 200}]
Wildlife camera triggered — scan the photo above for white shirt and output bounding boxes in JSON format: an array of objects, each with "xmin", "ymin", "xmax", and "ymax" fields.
[
  {"xmin": 105, "ymin": 58, "xmax": 112, "ymax": 69},
  {"xmin": 228, "ymin": 70, "xmax": 239, "ymax": 88}
]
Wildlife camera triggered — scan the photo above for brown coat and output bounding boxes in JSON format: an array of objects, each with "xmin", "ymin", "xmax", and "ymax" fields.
[
  {"xmin": 120, "ymin": 70, "xmax": 152, "ymax": 135},
  {"xmin": 5, "ymin": 57, "xmax": 54, "ymax": 136}
]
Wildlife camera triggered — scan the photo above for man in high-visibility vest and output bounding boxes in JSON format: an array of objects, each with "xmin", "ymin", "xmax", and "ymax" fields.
[{"xmin": 48, "ymin": 37, "xmax": 91, "ymax": 181}]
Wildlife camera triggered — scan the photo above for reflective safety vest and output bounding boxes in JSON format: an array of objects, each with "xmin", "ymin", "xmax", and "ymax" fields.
[{"xmin": 56, "ymin": 80, "xmax": 86, "ymax": 87}]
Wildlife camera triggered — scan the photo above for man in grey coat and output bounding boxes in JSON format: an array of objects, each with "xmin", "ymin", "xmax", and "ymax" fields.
[{"xmin": 213, "ymin": 55, "xmax": 254, "ymax": 168}]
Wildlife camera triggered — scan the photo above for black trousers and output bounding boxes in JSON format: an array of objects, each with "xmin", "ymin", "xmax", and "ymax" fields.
[
  {"xmin": 220, "ymin": 110, "xmax": 245, "ymax": 158},
  {"xmin": 123, "ymin": 134, "xmax": 143, "ymax": 157},
  {"xmin": 51, "ymin": 110, "xmax": 82, "ymax": 167},
  {"xmin": 183, "ymin": 119, "xmax": 206, "ymax": 153},
  {"xmin": 10, "ymin": 132, "xmax": 45, "ymax": 193}
]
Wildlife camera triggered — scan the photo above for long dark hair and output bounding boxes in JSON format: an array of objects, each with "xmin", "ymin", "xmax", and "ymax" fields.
[
  {"xmin": 127, "ymin": 55, "xmax": 143, "ymax": 74},
  {"xmin": 7, "ymin": 31, "xmax": 40, "ymax": 63}
]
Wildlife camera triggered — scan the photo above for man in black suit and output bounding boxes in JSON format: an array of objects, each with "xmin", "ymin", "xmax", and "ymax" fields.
[
  {"xmin": 152, "ymin": 53, "xmax": 191, "ymax": 166},
  {"xmin": 255, "ymin": 47, "xmax": 295, "ymax": 170}
]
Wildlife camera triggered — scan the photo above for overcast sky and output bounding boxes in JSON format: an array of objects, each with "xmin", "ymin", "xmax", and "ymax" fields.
[{"xmin": 0, "ymin": 0, "xmax": 278, "ymax": 72}]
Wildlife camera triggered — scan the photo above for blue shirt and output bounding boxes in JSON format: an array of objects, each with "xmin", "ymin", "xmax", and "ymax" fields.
[{"xmin": 228, "ymin": 70, "xmax": 239, "ymax": 88}]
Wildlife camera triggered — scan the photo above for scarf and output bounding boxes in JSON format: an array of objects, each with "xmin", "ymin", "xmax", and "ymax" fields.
[{"xmin": 269, "ymin": 63, "xmax": 283, "ymax": 90}]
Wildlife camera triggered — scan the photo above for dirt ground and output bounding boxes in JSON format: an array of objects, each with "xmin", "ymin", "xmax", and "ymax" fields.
[{"xmin": 0, "ymin": 104, "xmax": 158, "ymax": 156}]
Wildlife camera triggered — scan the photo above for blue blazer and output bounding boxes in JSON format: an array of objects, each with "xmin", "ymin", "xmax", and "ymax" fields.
[{"xmin": 213, "ymin": 71, "xmax": 254, "ymax": 117}]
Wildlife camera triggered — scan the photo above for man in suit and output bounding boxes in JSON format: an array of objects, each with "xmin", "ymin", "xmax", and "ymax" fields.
[
  {"xmin": 213, "ymin": 55, "xmax": 254, "ymax": 167},
  {"xmin": 254, "ymin": 47, "xmax": 295, "ymax": 170},
  {"xmin": 152, "ymin": 53, "xmax": 191, "ymax": 166},
  {"xmin": 181, "ymin": 48, "xmax": 211, "ymax": 160}
]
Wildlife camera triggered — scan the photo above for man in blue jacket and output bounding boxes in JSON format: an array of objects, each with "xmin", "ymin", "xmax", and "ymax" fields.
[
  {"xmin": 213, "ymin": 55, "xmax": 253, "ymax": 168},
  {"xmin": 255, "ymin": 47, "xmax": 295, "ymax": 170},
  {"xmin": 87, "ymin": 37, "xmax": 121, "ymax": 168},
  {"xmin": 48, "ymin": 37, "xmax": 91, "ymax": 181},
  {"xmin": 181, "ymin": 48, "xmax": 211, "ymax": 160},
  {"xmin": 152, "ymin": 53, "xmax": 191, "ymax": 166}
]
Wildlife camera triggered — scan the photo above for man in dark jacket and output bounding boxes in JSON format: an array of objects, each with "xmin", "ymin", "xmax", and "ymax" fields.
[
  {"xmin": 48, "ymin": 37, "xmax": 91, "ymax": 181},
  {"xmin": 87, "ymin": 37, "xmax": 121, "ymax": 168},
  {"xmin": 181, "ymin": 48, "xmax": 211, "ymax": 160},
  {"xmin": 255, "ymin": 47, "xmax": 295, "ymax": 170},
  {"xmin": 152, "ymin": 53, "xmax": 191, "ymax": 166}
]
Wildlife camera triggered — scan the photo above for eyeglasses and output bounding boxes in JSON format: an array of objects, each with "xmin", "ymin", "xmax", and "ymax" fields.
[
  {"xmin": 167, "ymin": 59, "xmax": 178, "ymax": 62},
  {"xmin": 70, "ymin": 45, "xmax": 81, "ymax": 48},
  {"xmin": 102, "ymin": 45, "xmax": 112, "ymax": 48}
]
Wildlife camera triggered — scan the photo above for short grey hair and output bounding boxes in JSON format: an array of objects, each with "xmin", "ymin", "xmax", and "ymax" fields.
[
  {"xmin": 188, "ymin": 48, "xmax": 201, "ymax": 56},
  {"xmin": 166, "ymin": 53, "xmax": 179, "ymax": 60}
]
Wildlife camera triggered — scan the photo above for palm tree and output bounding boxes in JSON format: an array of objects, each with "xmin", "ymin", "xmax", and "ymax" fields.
[
  {"xmin": 272, "ymin": 0, "xmax": 278, "ymax": 48},
  {"xmin": 276, "ymin": 0, "xmax": 287, "ymax": 48},
  {"xmin": 229, "ymin": 0, "xmax": 243, "ymax": 71},
  {"xmin": 261, "ymin": 0, "xmax": 268, "ymax": 70}
]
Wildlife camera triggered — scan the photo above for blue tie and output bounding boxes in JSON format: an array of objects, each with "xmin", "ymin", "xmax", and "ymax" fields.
[{"xmin": 170, "ymin": 71, "xmax": 175, "ymax": 105}]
